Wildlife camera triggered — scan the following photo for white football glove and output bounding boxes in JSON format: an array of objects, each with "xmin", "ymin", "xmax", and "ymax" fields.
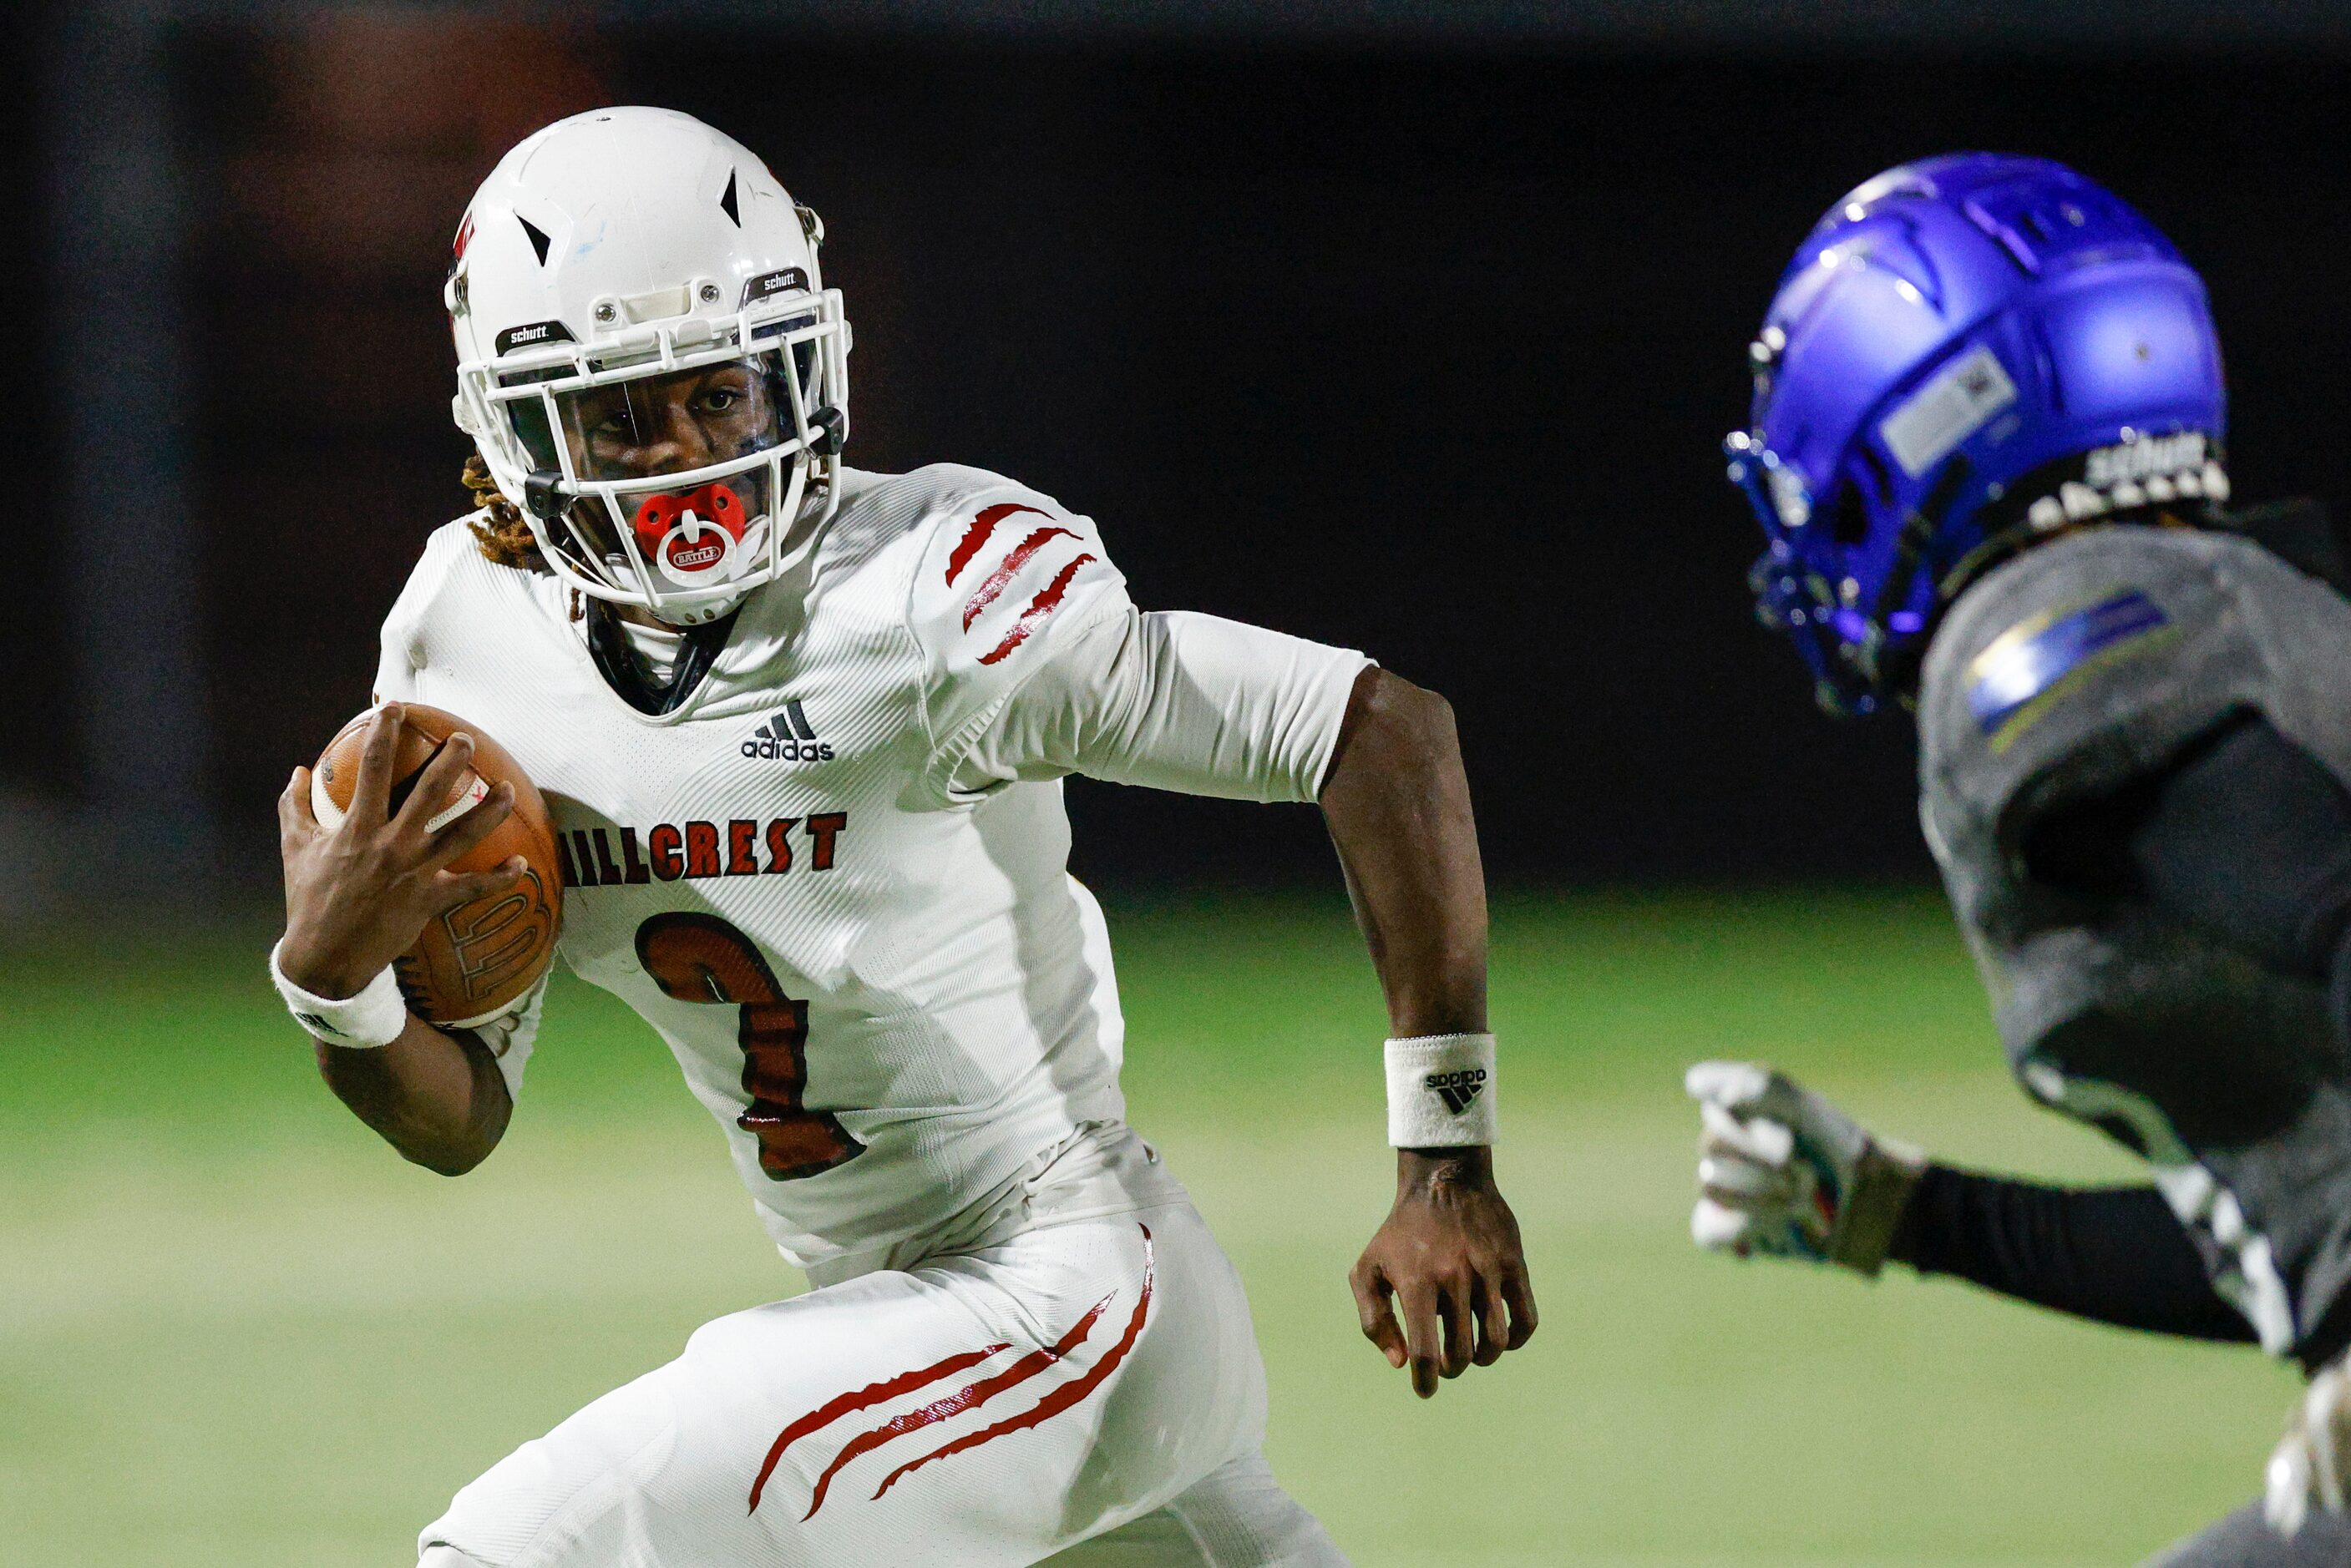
[
  {"xmin": 1685, "ymin": 1060, "xmax": 1928, "ymax": 1276},
  {"xmin": 2267, "ymin": 1358, "xmax": 2351, "ymax": 1537}
]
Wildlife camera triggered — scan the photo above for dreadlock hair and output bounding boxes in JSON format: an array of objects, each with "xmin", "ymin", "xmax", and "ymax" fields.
[{"xmin": 463, "ymin": 453, "xmax": 550, "ymax": 573}]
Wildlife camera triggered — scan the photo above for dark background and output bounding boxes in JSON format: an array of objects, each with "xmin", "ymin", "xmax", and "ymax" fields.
[{"xmin": 12, "ymin": 6, "xmax": 2351, "ymax": 908}]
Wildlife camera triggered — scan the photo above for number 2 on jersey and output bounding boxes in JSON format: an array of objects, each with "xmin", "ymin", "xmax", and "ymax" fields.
[{"xmin": 633, "ymin": 913, "xmax": 864, "ymax": 1181}]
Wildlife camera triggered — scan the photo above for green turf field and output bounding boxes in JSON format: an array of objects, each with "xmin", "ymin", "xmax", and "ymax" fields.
[{"xmin": 0, "ymin": 888, "xmax": 2301, "ymax": 1566}]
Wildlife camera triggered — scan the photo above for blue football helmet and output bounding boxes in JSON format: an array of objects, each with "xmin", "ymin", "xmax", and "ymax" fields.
[{"xmin": 1725, "ymin": 153, "xmax": 2227, "ymax": 715}]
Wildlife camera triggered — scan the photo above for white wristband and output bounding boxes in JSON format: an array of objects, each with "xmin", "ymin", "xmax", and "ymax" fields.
[
  {"xmin": 1386, "ymin": 1033, "xmax": 1498, "ymax": 1147},
  {"xmin": 270, "ymin": 938, "xmax": 408, "ymax": 1049}
]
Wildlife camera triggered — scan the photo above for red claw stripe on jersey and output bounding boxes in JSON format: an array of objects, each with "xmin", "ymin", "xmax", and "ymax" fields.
[
  {"xmin": 743, "ymin": 1341, "xmax": 1011, "ymax": 1516},
  {"xmin": 871, "ymin": 1226, "xmax": 1154, "ymax": 1503},
  {"xmin": 945, "ymin": 502, "xmax": 1051, "ymax": 585},
  {"xmin": 800, "ymin": 1290, "xmax": 1115, "ymax": 1520},
  {"xmin": 979, "ymin": 554, "xmax": 1098, "ymax": 666},
  {"xmin": 961, "ymin": 528, "xmax": 1078, "ymax": 630}
]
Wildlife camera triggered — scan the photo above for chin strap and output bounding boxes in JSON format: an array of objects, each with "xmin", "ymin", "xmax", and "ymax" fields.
[{"xmin": 583, "ymin": 599, "xmax": 741, "ymax": 716}]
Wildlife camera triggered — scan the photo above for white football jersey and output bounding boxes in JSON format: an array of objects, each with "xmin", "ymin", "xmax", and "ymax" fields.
[{"xmin": 375, "ymin": 463, "xmax": 1368, "ymax": 1267}]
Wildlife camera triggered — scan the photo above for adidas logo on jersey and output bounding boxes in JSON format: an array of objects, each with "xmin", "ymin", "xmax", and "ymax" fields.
[
  {"xmin": 742, "ymin": 700, "xmax": 834, "ymax": 762},
  {"xmin": 1425, "ymin": 1068, "xmax": 1487, "ymax": 1115}
]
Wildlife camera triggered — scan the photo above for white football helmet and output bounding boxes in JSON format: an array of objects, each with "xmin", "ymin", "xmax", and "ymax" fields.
[{"xmin": 448, "ymin": 106, "xmax": 850, "ymax": 625}]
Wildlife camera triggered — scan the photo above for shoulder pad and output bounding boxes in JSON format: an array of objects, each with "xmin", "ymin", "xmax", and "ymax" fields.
[
  {"xmin": 1918, "ymin": 527, "xmax": 2265, "ymax": 850},
  {"xmin": 2214, "ymin": 498, "xmax": 2351, "ymax": 599},
  {"xmin": 900, "ymin": 481, "xmax": 1128, "ymax": 761},
  {"xmin": 376, "ymin": 517, "xmax": 501, "ymax": 699},
  {"xmin": 908, "ymin": 485, "xmax": 1124, "ymax": 672}
]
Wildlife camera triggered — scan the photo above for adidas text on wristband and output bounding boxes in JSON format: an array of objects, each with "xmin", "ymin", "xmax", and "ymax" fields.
[
  {"xmin": 1386, "ymin": 1033, "xmax": 1498, "ymax": 1147},
  {"xmin": 270, "ymin": 939, "xmax": 408, "ymax": 1049}
]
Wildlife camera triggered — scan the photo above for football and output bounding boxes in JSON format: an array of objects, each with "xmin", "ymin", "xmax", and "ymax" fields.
[{"xmin": 311, "ymin": 703, "xmax": 564, "ymax": 1028}]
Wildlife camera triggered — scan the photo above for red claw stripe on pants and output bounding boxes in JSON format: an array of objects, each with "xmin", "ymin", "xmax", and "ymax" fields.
[
  {"xmin": 744, "ymin": 1343, "xmax": 1008, "ymax": 1516},
  {"xmin": 746, "ymin": 1225, "xmax": 1156, "ymax": 1520},
  {"xmin": 871, "ymin": 1231, "xmax": 1155, "ymax": 1501}
]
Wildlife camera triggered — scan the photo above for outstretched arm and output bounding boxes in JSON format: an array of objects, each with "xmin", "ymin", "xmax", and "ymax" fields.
[
  {"xmin": 925, "ymin": 576, "xmax": 1539, "ymax": 1397},
  {"xmin": 1320, "ymin": 669, "xmax": 1487, "ymax": 1044},
  {"xmin": 1893, "ymin": 1163, "xmax": 2253, "ymax": 1344},
  {"xmin": 1686, "ymin": 1060, "xmax": 2252, "ymax": 1343},
  {"xmin": 1322, "ymin": 667, "xmax": 1538, "ymax": 1397}
]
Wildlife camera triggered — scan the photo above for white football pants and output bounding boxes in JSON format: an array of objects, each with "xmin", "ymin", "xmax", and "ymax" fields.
[{"xmin": 417, "ymin": 1199, "xmax": 1346, "ymax": 1566}]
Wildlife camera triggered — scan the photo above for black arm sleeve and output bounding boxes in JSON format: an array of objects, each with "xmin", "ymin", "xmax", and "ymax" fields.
[{"xmin": 1888, "ymin": 1164, "xmax": 2256, "ymax": 1343}]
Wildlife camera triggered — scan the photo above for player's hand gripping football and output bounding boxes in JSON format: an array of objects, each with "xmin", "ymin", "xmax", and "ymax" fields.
[
  {"xmin": 1350, "ymin": 1147, "xmax": 1538, "ymax": 1398},
  {"xmin": 2267, "ymin": 1356, "xmax": 2351, "ymax": 1536},
  {"xmin": 277, "ymin": 703, "xmax": 525, "ymax": 999},
  {"xmin": 1685, "ymin": 1061, "xmax": 1927, "ymax": 1276}
]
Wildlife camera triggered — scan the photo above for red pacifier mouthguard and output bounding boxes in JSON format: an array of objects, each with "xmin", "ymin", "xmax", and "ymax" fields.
[{"xmin": 631, "ymin": 483, "xmax": 749, "ymax": 560}]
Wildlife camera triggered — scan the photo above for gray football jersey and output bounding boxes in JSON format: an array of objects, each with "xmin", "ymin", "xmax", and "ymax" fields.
[{"xmin": 1918, "ymin": 524, "xmax": 2351, "ymax": 1358}]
